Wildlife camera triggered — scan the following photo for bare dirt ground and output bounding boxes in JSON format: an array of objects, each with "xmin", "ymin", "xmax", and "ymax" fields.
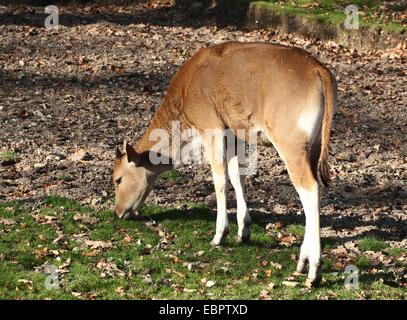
[{"xmin": 0, "ymin": 3, "xmax": 406, "ymax": 281}]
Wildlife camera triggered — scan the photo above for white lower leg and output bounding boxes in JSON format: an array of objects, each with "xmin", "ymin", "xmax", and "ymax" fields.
[
  {"xmin": 296, "ymin": 182, "xmax": 322, "ymax": 283},
  {"xmin": 228, "ymin": 156, "xmax": 251, "ymax": 242},
  {"xmin": 211, "ymin": 170, "xmax": 229, "ymax": 246}
]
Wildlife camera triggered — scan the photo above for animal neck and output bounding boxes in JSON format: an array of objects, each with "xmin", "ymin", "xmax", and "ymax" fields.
[{"xmin": 135, "ymin": 98, "xmax": 182, "ymax": 165}]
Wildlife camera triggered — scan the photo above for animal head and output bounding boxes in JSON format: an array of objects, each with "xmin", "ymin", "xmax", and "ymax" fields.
[{"xmin": 113, "ymin": 142, "xmax": 157, "ymax": 219}]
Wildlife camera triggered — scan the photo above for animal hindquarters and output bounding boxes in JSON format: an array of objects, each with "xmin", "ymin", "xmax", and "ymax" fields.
[{"xmin": 261, "ymin": 74, "xmax": 330, "ymax": 285}]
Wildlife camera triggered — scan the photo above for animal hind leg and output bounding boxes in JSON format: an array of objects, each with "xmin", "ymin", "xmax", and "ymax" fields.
[{"xmin": 273, "ymin": 140, "xmax": 322, "ymax": 285}]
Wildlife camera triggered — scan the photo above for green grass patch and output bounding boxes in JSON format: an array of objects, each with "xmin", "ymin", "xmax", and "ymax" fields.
[
  {"xmin": 285, "ymin": 224, "xmax": 305, "ymax": 238},
  {"xmin": 55, "ymin": 172, "xmax": 73, "ymax": 182},
  {"xmin": 43, "ymin": 195, "xmax": 82, "ymax": 210},
  {"xmin": 386, "ymin": 247, "xmax": 406, "ymax": 257},
  {"xmin": 358, "ymin": 237, "xmax": 388, "ymax": 252},
  {"xmin": 158, "ymin": 169, "xmax": 187, "ymax": 184},
  {"xmin": 355, "ymin": 256, "xmax": 373, "ymax": 270},
  {"xmin": 0, "ymin": 150, "xmax": 17, "ymax": 162},
  {"xmin": 0, "ymin": 197, "xmax": 405, "ymax": 299},
  {"xmin": 322, "ymin": 237, "xmax": 339, "ymax": 250}
]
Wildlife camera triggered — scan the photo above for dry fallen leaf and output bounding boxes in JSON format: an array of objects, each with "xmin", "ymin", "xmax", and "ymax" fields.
[
  {"xmin": 259, "ymin": 289, "xmax": 271, "ymax": 300},
  {"xmin": 278, "ymin": 233, "xmax": 296, "ymax": 244},
  {"xmin": 0, "ymin": 218, "xmax": 15, "ymax": 225},
  {"xmin": 68, "ymin": 149, "xmax": 92, "ymax": 162},
  {"xmin": 270, "ymin": 262, "xmax": 282, "ymax": 269},
  {"xmin": 73, "ymin": 214, "xmax": 97, "ymax": 224},
  {"xmin": 18, "ymin": 279, "xmax": 33, "ymax": 285},
  {"xmin": 83, "ymin": 250, "xmax": 98, "ymax": 257},
  {"xmin": 84, "ymin": 240, "xmax": 112, "ymax": 250},
  {"xmin": 282, "ymin": 281, "xmax": 299, "ymax": 287},
  {"xmin": 115, "ymin": 287, "xmax": 125, "ymax": 296},
  {"xmin": 124, "ymin": 235, "xmax": 133, "ymax": 243},
  {"xmin": 205, "ymin": 280, "xmax": 216, "ymax": 288},
  {"xmin": 34, "ymin": 247, "xmax": 50, "ymax": 258}
]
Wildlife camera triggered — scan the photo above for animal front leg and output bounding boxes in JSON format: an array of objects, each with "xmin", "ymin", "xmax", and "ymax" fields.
[
  {"xmin": 228, "ymin": 155, "xmax": 251, "ymax": 243},
  {"xmin": 202, "ymin": 131, "xmax": 229, "ymax": 246},
  {"xmin": 211, "ymin": 167, "xmax": 229, "ymax": 246}
]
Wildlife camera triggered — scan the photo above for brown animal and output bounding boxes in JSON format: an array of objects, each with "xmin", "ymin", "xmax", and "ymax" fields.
[{"xmin": 113, "ymin": 42, "xmax": 337, "ymax": 285}]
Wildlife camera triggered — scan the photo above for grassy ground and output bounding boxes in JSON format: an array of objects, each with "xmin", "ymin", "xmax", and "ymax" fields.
[
  {"xmin": 0, "ymin": 151, "xmax": 17, "ymax": 164},
  {"xmin": 0, "ymin": 196, "xmax": 405, "ymax": 300},
  {"xmin": 251, "ymin": 0, "xmax": 406, "ymax": 32}
]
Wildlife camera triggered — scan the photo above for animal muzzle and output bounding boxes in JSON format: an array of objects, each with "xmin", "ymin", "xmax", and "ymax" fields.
[
  {"xmin": 115, "ymin": 206, "xmax": 133, "ymax": 220},
  {"xmin": 121, "ymin": 210, "xmax": 133, "ymax": 220}
]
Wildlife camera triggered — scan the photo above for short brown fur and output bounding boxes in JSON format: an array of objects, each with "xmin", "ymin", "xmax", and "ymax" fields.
[{"xmin": 112, "ymin": 42, "xmax": 337, "ymax": 285}]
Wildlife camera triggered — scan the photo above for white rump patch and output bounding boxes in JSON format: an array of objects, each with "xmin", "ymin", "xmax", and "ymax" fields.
[{"xmin": 297, "ymin": 104, "xmax": 322, "ymax": 141}]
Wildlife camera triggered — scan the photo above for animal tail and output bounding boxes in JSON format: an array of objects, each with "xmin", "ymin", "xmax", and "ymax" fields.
[{"xmin": 317, "ymin": 67, "xmax": 337, "ymax": 187}]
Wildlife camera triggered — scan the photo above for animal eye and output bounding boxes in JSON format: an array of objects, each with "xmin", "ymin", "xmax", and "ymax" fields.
[{"xmin": 115, "ymin": 177, "xmax": 122, "ymax": 185}]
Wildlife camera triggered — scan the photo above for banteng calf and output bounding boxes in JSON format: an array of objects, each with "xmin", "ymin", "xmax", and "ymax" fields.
[{"xmin": 113, "ymin": 42, "xmax": 337, "ymax": 285}]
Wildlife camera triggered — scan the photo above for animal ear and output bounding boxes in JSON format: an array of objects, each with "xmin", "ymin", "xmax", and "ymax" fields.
[
  {"xmin": 125, "ymin": 142, "xmax": 142, "ymax": 166},
  {"xmin": 115, "ymin": 144, "xmax": 124, "ymax": 159}
]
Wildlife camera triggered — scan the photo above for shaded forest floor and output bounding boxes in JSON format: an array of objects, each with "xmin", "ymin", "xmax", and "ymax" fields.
[{"xmin": 0, "ymin": 3, "xmax": 406, "ymax": 299}]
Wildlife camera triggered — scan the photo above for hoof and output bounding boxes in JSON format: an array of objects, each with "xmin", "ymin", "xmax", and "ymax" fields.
[
  {"xmin": 307, "ymin": 261, "xmax": 322, "ymax": 286},
  {"xmin": 236, "ymin": 227, "xmax": 251, "ymax": 244},
  {"xmin": 210, "ymin": 240, "xmax": 220, "ymax": 246},
  {"xmin": 210, "ymin": 229, "xmax": 229, "ymax": 246},
  {"xmin": 296, "ymin": 258, "xmax": 308, "ymax": 274},
  {"xmin": 305, "ymin": 275, "xmax": 322, "ymax": 288}
]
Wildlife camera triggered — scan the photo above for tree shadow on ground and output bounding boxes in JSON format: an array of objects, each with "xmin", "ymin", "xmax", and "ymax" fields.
[
  {"xmin": 142, "ymin": 179, "xmax": 407, "ymax": 247},
  {"xmin": 0, "ymin": 3, "xmax": 238, "ymax": 29},
  {"xmin": 0, "ymin": 68, "xmax": 168, "ymax": 93},
  {"xmin": 318, "ymin": 272, "xmax": 404, "ymax": 292}
]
